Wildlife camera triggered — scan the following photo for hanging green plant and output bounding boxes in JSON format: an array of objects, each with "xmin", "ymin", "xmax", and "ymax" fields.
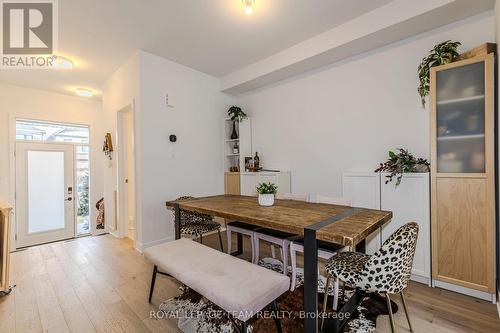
[{"xmin": 417, "ymin": 40, "xmax": 461, "ymax": 108}]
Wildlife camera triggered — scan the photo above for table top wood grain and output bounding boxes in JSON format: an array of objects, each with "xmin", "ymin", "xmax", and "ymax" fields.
[{"xmin": 166, "ymin": 195, "xmax": 392, "ymax": 247}]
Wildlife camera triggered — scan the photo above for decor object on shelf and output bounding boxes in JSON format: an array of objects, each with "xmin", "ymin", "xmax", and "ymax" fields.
[
  {"xmin": 375, "ymin": 148, "xmax": 430, "ymax": 186},
  {"xmin": 227, "ymin": 106, "xmax": 247, "ymax": 122},
  {"xmin": 102, "ymin": 133, "xmax": 114, "ymax": 160},
  {"xmin": 256, "ymin": 182, "xmax": 277, "ymax": 206},
  {"xmin": 245, "ymin": 157, "xmax": 253, "ymax": 171},
  {"xmin": 230, "ymin": 121, "xmax": 238, "ymax": 140},
  {"xmin": 418, "ymin": 40, "xmax": 461, "ymax": 108},
  {"xmin": 253, "ymin": 152, "xmax": 260, "ymax": 169}
]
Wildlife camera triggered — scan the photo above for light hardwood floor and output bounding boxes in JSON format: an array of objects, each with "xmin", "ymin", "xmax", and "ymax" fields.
[{"xmin": 1, "ymin": 233, "xmax": 499, "ymax": 333}]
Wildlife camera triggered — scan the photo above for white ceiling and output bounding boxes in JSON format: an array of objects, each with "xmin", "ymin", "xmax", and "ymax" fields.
[
  {"xmin": 0, "ymin": 0, "xmax": 393, "ymax": 98},
  {"xmin": 0, "ymin": 0, "xmax": 494, "ymax": 99}
]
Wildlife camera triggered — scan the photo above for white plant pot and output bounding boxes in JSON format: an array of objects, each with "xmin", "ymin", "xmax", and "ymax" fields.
[{"xmin": 258, "ymin": 194, "xmax": 275, "ymax": 207}]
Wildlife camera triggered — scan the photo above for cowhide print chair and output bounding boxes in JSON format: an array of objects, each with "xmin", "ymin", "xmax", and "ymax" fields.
[
  {"xmin": 172, "ymin": 196, "xmax": 224, "ymax": 251},
  {"xmin": 322, "ymin": 222, "xmax": 419, "ymax": 332}
]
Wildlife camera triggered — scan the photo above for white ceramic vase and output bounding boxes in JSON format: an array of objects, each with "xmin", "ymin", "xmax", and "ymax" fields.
[{"xmin": 258, "ymin": 193, "xmax": 275, "ymax": 207}]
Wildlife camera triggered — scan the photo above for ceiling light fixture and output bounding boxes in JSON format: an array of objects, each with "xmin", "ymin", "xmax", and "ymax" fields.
[
  {"xmin": 75, "ymin": 88, "xmax": 93, "ymax": 98},
  {"xmin": 243, "ymin": 0, "xmax": 255, "ymax": 15},
  {"xmin": 52, "ymin": 55, "xmax": 74, "ymax": 69}
]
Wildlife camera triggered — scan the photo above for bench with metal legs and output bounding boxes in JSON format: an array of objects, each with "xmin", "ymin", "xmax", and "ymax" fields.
[{"xmin": 145, "ymin": 239, "xmax": 289, "ymax": 333}]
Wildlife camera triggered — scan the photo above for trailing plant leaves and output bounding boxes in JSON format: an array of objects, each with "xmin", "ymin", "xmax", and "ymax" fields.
[
  {"xmin": 375, "ymin": 148, "xmax": 430, "ymax": 187},
  {"xmin": 417, "ymin": 40, "xmax": 461, "ymax": 108}
]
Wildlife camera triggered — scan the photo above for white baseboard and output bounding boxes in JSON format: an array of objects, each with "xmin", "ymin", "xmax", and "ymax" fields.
[
  {"xmin": 135, "ymin": 236, "xmax": 174, "ymax": 253},
  {"xmin": 433, "ymin": 280, "xmax": 496, "ymax": 302},
  {"xmin": 410, "ymin": 274, "xmax": 431, "ymax": 286}
]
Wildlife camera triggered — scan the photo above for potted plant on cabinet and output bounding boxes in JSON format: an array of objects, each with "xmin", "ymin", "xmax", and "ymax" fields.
[
  {"xmin": 256, "ymin": 182, "xmax": 278, "ymax": 207},
  {"xmin": 375, "ymin": 148, "xmax": 430, "ymax": 186}
]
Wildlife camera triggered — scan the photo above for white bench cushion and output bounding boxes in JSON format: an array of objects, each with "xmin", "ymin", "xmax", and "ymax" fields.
[{"xmin": 144, "ymin": 238, "xmax": 290, "ymax": 321}]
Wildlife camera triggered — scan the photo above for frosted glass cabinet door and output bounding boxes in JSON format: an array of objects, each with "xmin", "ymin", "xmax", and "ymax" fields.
[{"xmin": 436, "ymin": 61, "xmax": 485, "ymax": 173}]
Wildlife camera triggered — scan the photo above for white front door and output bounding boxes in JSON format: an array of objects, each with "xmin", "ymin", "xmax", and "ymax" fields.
[{"xmin": 15, "ymin": 142, "xmax": 75, "ymax": 248}]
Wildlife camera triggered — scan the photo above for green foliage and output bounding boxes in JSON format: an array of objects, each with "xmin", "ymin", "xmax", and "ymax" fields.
[
  {"xmin": 77, "ymin": 171, "xmax": 89, "ymax": 216},
  {"xmin": 375, "ymin": 148, "xmax": 430, "ymax": 186},
  {"xmin": 418, "ymin": 40, "xmax": 461, "ymax": 108},
  {"xmin": 227, "ymin": 106, "xmax": 247, "ymax": 122},
  {"xmin": 256, "ymin": 182, "xmax": 278, "ymax": 195}
]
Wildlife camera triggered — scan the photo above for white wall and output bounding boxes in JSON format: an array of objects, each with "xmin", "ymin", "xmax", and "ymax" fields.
[
  {"xmin": 0, "ymin": 84, "xmax": 104, "ymax": 245},
  {"xmin": 236, "ymin": 12, "xmax": 495, "ymax": 197},
  {"xmin": 102, "ymin": 51, "xmax": 234, "ymax": 249},
  {"xmin": 138, "ymin": 51, "xmax": 233, "ymax": 248},
  {"xmin": 102, "ymin": 52, "xmax": 141, "ymax": 241}
]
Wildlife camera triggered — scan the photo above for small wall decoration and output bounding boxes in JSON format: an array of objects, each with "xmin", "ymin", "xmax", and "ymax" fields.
[{"xmin": 103, "ymin": 133, "xmax": 114, "ymax": 160}]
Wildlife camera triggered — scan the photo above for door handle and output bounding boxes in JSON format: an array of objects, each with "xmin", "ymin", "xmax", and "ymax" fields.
[{"xmin": 65, "ymin": 197, "xmax": 73, "ymax": 202}]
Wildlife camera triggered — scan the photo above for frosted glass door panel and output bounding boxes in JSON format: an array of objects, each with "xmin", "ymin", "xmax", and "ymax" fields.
[
  {"xmin": 436, "ymin": 62, "xmax": 485, "ymax": 173},
  {"xmin": 27, "ymin": 151, "xmax": 65, "ymax": 233}
]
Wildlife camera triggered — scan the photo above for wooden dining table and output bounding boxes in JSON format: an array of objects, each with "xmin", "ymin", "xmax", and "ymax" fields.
[{"xmin": 165, "ymin": 195, "xmax": 392, "ymax": 333}]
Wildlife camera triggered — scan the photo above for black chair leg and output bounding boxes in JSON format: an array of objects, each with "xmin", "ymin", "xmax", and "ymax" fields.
[
  {"xmin": 218, "ymin": 229, "xmax": 224, "ymax": 252},
  {"xmin": 271, "ymin": 300, "xmax": 282, "ymax": 333},
  {"xmin": 148, "ymin": 265, "xmax": 158, "ymax": 303},
  {"xmin": 240, "ymin": 320, "xmax": 247, "ymax": 333}
]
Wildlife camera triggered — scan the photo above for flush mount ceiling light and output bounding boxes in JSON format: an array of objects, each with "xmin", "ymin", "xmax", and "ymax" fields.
[
  {"xmin": 242, "ymin": 0, "xmax": 255, "ymax": 15},
  {"xmin": 75, "ymin": 88, "xmax": 93, "ymax": 97},
  {"xmin": 51, "ymin": 55, "xmax": 73, "ymax": 69}
]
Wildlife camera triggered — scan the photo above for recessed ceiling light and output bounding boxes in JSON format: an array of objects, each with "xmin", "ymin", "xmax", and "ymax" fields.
[
  {"xmin": 243, "ymin": 0, "xmax": 255, "ymax": 15},
  {"xmin": 52, "ymin": 55, "xmax": 73, "ymax": 69},
  {"xmin": 75, "ymin": 88, "xmax": 93, "ymax": 97}
]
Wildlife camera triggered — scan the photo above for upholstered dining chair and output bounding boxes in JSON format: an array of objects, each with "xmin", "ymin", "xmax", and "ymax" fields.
[
  {"xmin": 322, "ymin": 222, "xmax": 419, "ymax": 332},
  {"xmin": 171, "ymin": 196, "xmax": 224, "ymax": 251},
  {"xmin": 253, "ymin": 193, "xmax": 310, "ymax": 274},
  {"xmin": 289, "ymin": 196, "xmax": 351, "ymax": 312}
]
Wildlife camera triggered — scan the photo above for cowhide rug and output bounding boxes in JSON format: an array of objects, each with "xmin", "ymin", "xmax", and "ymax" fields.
[{"xmin": 159, "ymin": 258, "xmax": 397, "ymax": 333}]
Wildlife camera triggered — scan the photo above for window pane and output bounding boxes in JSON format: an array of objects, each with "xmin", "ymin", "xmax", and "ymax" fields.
[
  {"xmin": 27, "ymin": 151, "xmax": 65, "ymax": 233},
  {"xmin": 76, "ymin": 145, "xmax": 90, "ymax": 235},
  {"xmin": 16, "ymin": 119, "xmax": 89, "ymax": 144}
]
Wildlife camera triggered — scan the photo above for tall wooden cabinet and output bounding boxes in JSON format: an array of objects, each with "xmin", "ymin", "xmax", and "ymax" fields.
[{"xmin": 430, "ymin": 53, "xmax": 496, "ymax": 299}]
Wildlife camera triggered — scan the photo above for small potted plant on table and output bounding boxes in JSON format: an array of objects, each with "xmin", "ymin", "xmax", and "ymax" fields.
[{"xmin": 256, "ymin": 182, "xmax": 278, "ymax": 207}]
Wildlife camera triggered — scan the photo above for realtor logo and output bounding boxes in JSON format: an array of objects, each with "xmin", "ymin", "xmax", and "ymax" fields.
[{"xmin": 1, "ymin": 0, "xmax": 58, "ymax": 68}]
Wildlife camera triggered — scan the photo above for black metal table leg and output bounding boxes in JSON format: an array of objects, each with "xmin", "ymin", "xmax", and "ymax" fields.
[
  {"xmin": 302, "ymin": 208, "xmax": 361, "ymax": 333},
  {"xmin": 355, "ymin": 239, "xmax": 366, "ymax": 253},
  {"xmin": 174, "ymin": 203, "xmax": 180, "ymax": 240},
  {"xmin": 304, "ymin": 228, "xmax": 318, "ymax": 332}
]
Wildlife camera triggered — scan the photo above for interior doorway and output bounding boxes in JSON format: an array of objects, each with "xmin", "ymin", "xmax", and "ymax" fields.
[{"xmin": 117, "ymin": 106, "xmax": 136, "ymax": 241}]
